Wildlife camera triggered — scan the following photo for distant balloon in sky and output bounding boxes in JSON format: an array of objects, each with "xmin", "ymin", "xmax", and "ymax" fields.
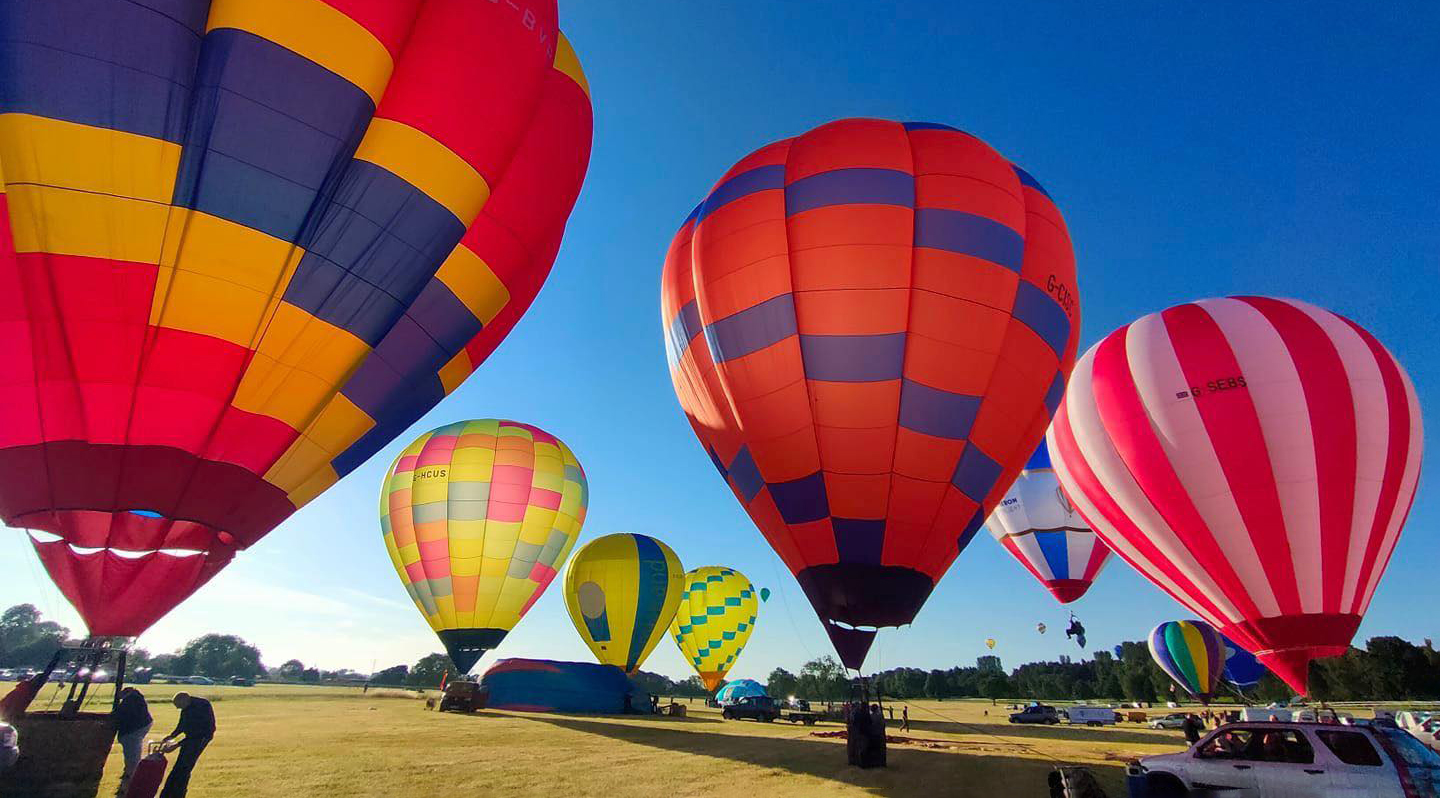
[
  {"xmin": 760, "ymin": 588, "xmax": 772, "ymax": 603},
  {"xmin": 1221, "ymin": 635, "xmax": 1267, "ymax": 689},
  {"xmin": 1112, "ymin": 645, "xmax": 1125, "ymax": 660},
  {"xmin": 986, "ymin": 638, "xmax": 997, "ymax": 650},
  {"xmin": 1037, "ymin": 623, "xmax": 1047, "ymax": 635},
  {"xmin": 381, "ymin": 420, "xmax": 587, "ymax": 673},
  {"xmin": 661, "ymin": 118, "xmax": 1081, "ymax": 670},
  {"xmin": 985, "ymin": 443, "xmax": 1112, "ymax": 603},
  {"xmin": 565, "ymin": 533, "xmax": 684, "ymax": 673},
  {"xmin": 670, "ymin": 567, "xmax": 760, "ymax": 691},
  {"xmin": 0, "ymin": 2, "xmax": 593, "ymax": 637},
  {"xmin": 1049, "ymin": 297, "xmax": 1422, "ymax": 694},
  {"xmin": 1149, "ymin": 620, "xmax": 1226, "ymax": 704}
]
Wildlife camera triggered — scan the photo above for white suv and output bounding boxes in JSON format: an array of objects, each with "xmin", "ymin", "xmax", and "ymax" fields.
[{"xmin": 1129, "ymin": 721, "xmax": 1440, "ymax": 797}]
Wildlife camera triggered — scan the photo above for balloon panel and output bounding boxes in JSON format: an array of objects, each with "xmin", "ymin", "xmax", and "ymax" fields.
[
  {"xmin": 669, "ymin": 567, "xmax": 760, "ymax": 691},
  {"xmin": 661, "ymin": 118, "xmax": 1080, "ymax": 668},
  {"xmin": 1149, "ymin": 620, "xmax": 1226, "ymax": 702},
  {"xmin": 564, "ymin": 533, "xmax": 684, "ymax": 673},
  {"xmin": 986, "ymin": 442, "xmax": 1111, "ymax": 603},
  {"xmin": 0, "ymin": 2, "xmax": 593, "ymax": 636},
  {"xmin": 380, "ymin": 420, "xmax": 587, "ymax": 672},
  {"xmin": 1221, "ymin": 635, "xmax": 1268, "ymax": 688},
  {"xmin": 1050, "ymin": 297, "xmax": 1423, "ymax": 693}
]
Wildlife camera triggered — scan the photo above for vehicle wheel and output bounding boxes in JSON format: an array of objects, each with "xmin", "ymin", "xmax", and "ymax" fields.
[
  {"xmin": 1047, "ymin": 718, "xmax": 1058, "ymax": 725},
  {"xmin": 722, "ymin": 710, "xmax": 733, "ymax": 720},
  {"xmin": 1146, "ymin": 774, "xmax": 1187, "ymax": 798},
  {"xmin": 805, "ymin": 719, "xmax": 815, "ymax": 726}
]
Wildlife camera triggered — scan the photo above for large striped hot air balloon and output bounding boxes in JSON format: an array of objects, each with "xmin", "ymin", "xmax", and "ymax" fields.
[
  {"xmin": 1049, "ymin": 297, "xmax": 1423, "ymax": 694},
  {"xmin": 1149, "ymin": 620, "xmax": 1226, "ymax": 704},
  {"xmin": 670, "ymin": 566, "xmax": 760, "ymax": 691},
  {"xmin": 380, "ymin": 420, "xmax": 588, "ymax": 673},
  {"xmin": 661, "ymin": 118, "xmax": 1081, "ymax": 669},
  {"xmin": 985, "ymin": 443, "xmax": 1112, "ymax": 603},
  {"xmin": 0, "ymin": 1, "xmax": 592, "ymax": 637},
  {"xmin": 564, "ymin": 534, "xmax": 685, "ymax": 674}
]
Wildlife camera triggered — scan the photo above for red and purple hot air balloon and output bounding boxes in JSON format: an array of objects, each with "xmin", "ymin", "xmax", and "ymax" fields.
[
  {"xmin": 1048, "ymin": 297, "xmax": 1423, "ymax": 694},
  {"xmin": 661, "ymin": 118, "xmax": 1081, "ymax": 668},
  {"xmin": 0, "ymin": 1, "xmax": 592, "ymax": 637}
]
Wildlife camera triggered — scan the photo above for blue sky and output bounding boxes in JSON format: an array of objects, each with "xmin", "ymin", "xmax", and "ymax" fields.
[{"xmin": 3, "ymin": 3, "xmax": 1437, "ymax": 681}]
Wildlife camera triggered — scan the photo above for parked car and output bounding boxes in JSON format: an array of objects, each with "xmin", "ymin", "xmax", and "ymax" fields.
[
  {"xmin": 1240, "ymin": 706, "xmax": 1293, "ymax": 722},
  {"xmin": 1068, "ymin": 705, "xmax": 1119, "ymax": 727},
  {"xmin": 437, "ymin": 680, "xmax": 485, "ymax": 713},
  {"xmin": 0, "ymin": 722, "xmax": 17, "ymax": 771},
  {"xmin": 1149, "ymin": 713, "xmax": 1190, "ymax": 730},
  {"xmin": 1009, "ymin": 704, "xmax": 1061, "ymax": 725},
  {"xmin": 721, "ymin": 695, "xmax": 780, "ymax": 723},
  {"xmin": 1128, "ymin": 721, "xmax": 1440, "ymax": 797},
  {"xmin": 230, "ymin": 676, "xmax": 255, "ymax": 687},
  {"xmin": 186, "ymin": 675, "xmax": 215, "ymax": 686},
  {"xmin": 0, "ymin": 669, "xmax": 15, "ymax": 682}
]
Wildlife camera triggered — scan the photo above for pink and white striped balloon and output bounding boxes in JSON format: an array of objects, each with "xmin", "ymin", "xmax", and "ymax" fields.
[{"xmin": 1047, "ymin": 297, "xmax": 1423, "ymax": 694}]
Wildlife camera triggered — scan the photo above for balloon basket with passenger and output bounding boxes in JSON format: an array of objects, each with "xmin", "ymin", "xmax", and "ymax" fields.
[
  {"xmin": 844, "ymin": 677, "xmax": 888, "ymax": 769},
  {"xmin": 0, "ymin": 638, "xmax": 135, "ymax": 798}
]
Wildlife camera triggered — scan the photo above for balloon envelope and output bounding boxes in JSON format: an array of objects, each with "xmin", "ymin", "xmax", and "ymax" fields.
[
  {"xmin": 1222, "ymin": 635, "xmax": 1268, "ymax": 689},
  {"xmin": 986, "ymin": 444, "xmax": 1112, "ymax": 603},
  {"xmin": 380, "ymin": 420, "xmax": 587, "ymax": 673},
  {"xmin": 0, "ymin": 2, "xmax": 592, "ymax": 636},
  {"xmin": 660, "ymin": 118, "xmax": 1081, "ymax": 669},
  {"xmin": 1049, "ymin": 298, "xmax": 1423, "ymax": 694},
  {"xmin": 670, "ymin": 567, "xmax": 760, "ymax": 691},
  {"xmin": 715, "ymin": 679, "xmax": 768, "ymax": 702},
  {"xmin": 1037, "ymin": 623, "xmax": 1047, "ymax": 634},
  {"xmin": 986, "ymin": 638, "xmax": 997, "ymax": 650},
  {"xmin": 1149, "ymin": 620, "xmax": 1226, "ymax": 703},
  {"xmin": 565, "ymin": 534, "xmax": 684, "ymax": 673}
]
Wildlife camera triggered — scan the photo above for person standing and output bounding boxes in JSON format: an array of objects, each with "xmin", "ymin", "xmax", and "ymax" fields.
[
  {"xmin": 159, "ymin": 692, "xmax": 215, "ymax": 798},
  {"xmin": 901, "ymin": 706, "xmax": 909, "ymax": 732},
  {"xmin": 112, "ymin": 687, "xmax": 152, "ymax": 795},
  {"xmin": 1181, "ymin": 713, "xmax": 1203, "ymax": 745}
]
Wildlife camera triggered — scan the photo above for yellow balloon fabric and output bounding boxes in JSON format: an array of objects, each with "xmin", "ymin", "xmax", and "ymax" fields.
[
  {"xmin": 381, "ymin": 420, "xmax": 588, "ymax": 673},
  {"xmin": 564, "ymin": 533, "xmax": 684, "ymax": 673},
  {"xmin": 669, "ymin": 567, "xmax": 760, "ymax": 692},
  {"xmin": 986, "ymin": 638, "xmax": 997, "ymax": 650}
]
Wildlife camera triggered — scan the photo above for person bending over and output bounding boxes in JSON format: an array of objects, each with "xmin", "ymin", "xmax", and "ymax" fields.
[{"xmin": 159, "ymin": 692, "xmax": 215, "ymax": 798}]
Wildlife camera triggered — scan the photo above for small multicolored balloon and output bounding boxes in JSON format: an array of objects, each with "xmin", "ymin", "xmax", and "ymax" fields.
[{"xmin": 1149, "ymin": 620, "xmax": 1227, "ymax": 704}]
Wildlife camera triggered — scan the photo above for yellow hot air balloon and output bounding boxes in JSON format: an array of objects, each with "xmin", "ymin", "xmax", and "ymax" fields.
[
  {"xmin": 669, "ymin": 567, "xmax": 760, "ymax": 691},
  {"xmin": 986, "ymin": 638, "xmax": 997, "ymax": 650},
  {"xmin": 381, "ymin": 420, "xmax": 588, "ymax": 673},
  {"xmin": 564, "ymin": 533, "xmax": 684, "ymax": 673}
]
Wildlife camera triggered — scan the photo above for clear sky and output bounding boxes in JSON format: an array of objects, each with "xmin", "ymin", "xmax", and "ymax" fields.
[{"xmin": 2, "ymin": 2, "xmax": 1437, "ymax": 682}]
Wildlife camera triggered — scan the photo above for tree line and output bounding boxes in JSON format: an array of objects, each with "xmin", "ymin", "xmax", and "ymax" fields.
[{"xmin": 5, "ymin": 604, "xmax": 1436, "ymax": 701}]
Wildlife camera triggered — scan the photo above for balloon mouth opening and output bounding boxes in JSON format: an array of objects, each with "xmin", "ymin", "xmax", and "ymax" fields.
[
  {"xmin": 1045, "ymin": 580, "xmax": 1092, "ymax": 604},
  {"xmin": 27, "ymin": 531, "xmax": 213, "ymax": 560}
]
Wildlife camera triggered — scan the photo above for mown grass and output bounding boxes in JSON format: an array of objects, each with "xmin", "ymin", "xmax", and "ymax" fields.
[{"xmin": 57, "ymin": 685, "xmax": 1215, "ymax": 797}]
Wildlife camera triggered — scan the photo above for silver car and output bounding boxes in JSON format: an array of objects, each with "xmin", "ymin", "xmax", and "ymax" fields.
[{"xmin": 1129, "ymin": 721, "xmax": 1440, "ymax": 797}]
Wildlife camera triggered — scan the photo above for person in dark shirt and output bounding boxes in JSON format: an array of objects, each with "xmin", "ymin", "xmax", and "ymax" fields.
[
  {"xmin": 112, "ymin": 687, "xmax": 153, "ymax": 795},
  {"xmin": 159, "ymin": 692, "xmax": 215, "ymax": 798},
  {"xmin": 1181, "ymin": 713, "xmax": 1203, "ymax": 745}
]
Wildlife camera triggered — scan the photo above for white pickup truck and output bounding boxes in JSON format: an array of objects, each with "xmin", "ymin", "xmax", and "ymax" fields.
[{"xmin": 1128, "ymin": 721, "xmax": 1440, "ymax": 797}]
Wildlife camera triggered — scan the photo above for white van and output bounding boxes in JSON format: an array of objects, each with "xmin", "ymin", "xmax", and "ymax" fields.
[
  {"xmin": 1067, "ymin": 705, "xmax": 1118, "ymax": 726},
  {"xmin": 1240, "ymin": 706, "xmax": 1292, "ymax": 722}
]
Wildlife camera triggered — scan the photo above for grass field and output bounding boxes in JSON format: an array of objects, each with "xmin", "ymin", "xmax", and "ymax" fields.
[{"xmin": 53, "ymin": 683, "xmax": 1212, "ymax": 797}]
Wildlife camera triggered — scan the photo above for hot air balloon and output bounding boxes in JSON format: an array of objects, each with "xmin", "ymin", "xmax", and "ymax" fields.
[
  {"xmin": 1221, "ymin": 635, "xmax": 1267, "ymax": 689},
  {"xmin": 660, "ymin": 118, "xmax": 1081, "ymax": 669},
  {"xmin": 1112, "ymin": 645, "xmax": 1125, "ymax": 660},
  {"xmin": 1048, "ymin": 297, "xmax": 1423, "ymax": 694},
  {"xmin": 1036, "ymin": 622, "xmax": 1047, "ymax": 635},
  {"xmin": 670, "ymin": 566, "xmax": 760, "ymax": 691},
  {"xmin": 985, "ymin": 443, "xmax": 1112, "ymax": 603},
  {"xmin": 380, "ymin": 420, "xmax": 587, "ymax": 673},
  {"xmin": 986, "ymin": 638, "xmax": 997, "ymax": 650},
  {"xmin": 565, "ymin": 533, "xmax": 684, "ymax": 673},
  {"xmin": 1149, "ymin": 620, "xmax": 1226, "ymax": 704},
  {"xmin": 0, "ymin": 2, "xmax": 593, "ymax": 638},
  {"xmin": 760, "ymin": 588, "xmax": 772, "ymax": 603}
]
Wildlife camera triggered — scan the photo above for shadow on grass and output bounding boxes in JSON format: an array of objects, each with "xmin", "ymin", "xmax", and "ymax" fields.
[
  {"xmin": 899, "ymin": 716, "xmax": 1177, "ymax": 748},
  {"xmin": 473, "ymin": 709, "xmax": 725, "ymax": 725},
  {"xmin": 516, "ymin": 714, "xmax": 1122, "ymax": 797}
]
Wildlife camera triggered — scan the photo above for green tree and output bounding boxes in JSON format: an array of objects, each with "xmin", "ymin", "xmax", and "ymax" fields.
[
  {"xmin": 372, "ymin": 665, "xmax": 409, "ymax": 685},
  {"xmin": 0, "ymin": 604, "xmax": 71, "ymax": 668},
  {"xmin": 980, "ymin": 675, "xmax": 1010, "ymax": 700},
  {"xmin": 173, "ymin": 634, "xmax": 264, "ymax": 679},
  {"xmin": 1122, "ymin": 670, "xmax": 1157, "ymax": 703},
  {"xmin": 766, "ymin": 667, "xmax": 798, "ymax": 699},
  {"xmin": 275, "ymin": 660, "xmax": 306, "ymax": 681},
  {"xmin": 406, "ymin": 653, "xmax": 453, "ymax": 688},
  {"xmin": 798, "ymin": 656, "xmax": 847, "ymax": 702}
]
